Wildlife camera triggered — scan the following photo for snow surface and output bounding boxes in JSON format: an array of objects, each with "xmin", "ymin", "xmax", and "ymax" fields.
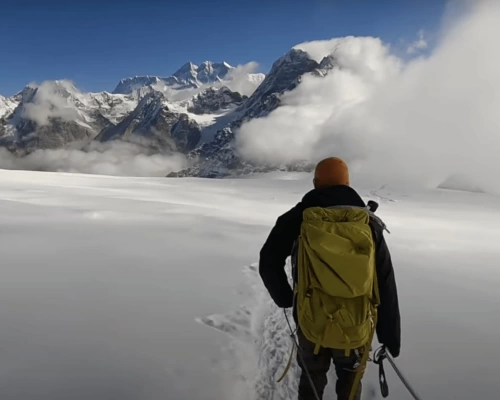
[{"xmin": 0, "ymin": 170, "xmax": 499, "ymax": 400}]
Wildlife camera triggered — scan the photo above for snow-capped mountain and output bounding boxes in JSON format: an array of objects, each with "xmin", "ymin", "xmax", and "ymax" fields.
[
  {"xmin": 169, "ymin": 49, "xmax": 323, "ymax": 177},
  {"xmin": 113, "ymin": 76, "xmax": 179, "ymax": 95},
  {"xmin": 0, "ymin": 82, "xmax": 94, "ymax": 151},
  {"xmin": 0, "ymin": 80, "xmax": 141, "ymax": 152},
  {"xmin": 97, "ymin": 91, "xmax": 201, "ymax": 153},
  {"xmin": 113, "ymin": 61, "xmax": 242, "ymax": 95},
  {"xmin": 187, "ymin": 86, "xmax": 247, "ymax": 115},
  {"xmin": 0, "ymin": 48, "xmax": 336, "ymax": 177},
  {"xmin": 0, "ymin": 56, "xmax": 268, "ymax": 156},
  {"xmin": 174, "ymin": 61, "xmax": 232, "ymax": 86}
]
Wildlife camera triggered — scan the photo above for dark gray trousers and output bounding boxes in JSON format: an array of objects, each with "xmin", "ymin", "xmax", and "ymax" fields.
[{"xmin": 297, "ymin": 329, "xmax": 364, "ymax": 400}]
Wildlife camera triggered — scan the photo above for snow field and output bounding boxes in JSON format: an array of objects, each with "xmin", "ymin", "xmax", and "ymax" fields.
[{"xmin": 0, "ymin": 170, "xmax": 499, "ymax": 399}]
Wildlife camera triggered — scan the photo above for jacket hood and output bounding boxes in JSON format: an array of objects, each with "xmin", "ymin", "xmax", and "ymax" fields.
[{"xmin": 301, "ymin": 185, "xmax": 366, "ymax": 209}]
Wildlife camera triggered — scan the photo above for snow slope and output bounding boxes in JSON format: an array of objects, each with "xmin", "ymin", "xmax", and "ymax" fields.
[
  {"xmin": 0, "ymin": 170, "xmax": 499, "ymax": 400},
  {"xmin": 0, "ymin": 95, "xmax": 19, "ymax": 120}
]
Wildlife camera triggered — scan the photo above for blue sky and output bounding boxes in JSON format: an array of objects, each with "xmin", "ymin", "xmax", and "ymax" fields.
[{"xmin": 0, "ymin": 0, "xmax": 447, "ymax": 96}]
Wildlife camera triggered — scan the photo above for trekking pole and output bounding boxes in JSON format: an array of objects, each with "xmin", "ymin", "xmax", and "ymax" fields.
[
  {"xmin": 386, "ymin": 353, "xmax": 422, "ymax": 400},
  {"xmin": 373, "ymin": 346, "xmax": 423, "ymax": 400}
]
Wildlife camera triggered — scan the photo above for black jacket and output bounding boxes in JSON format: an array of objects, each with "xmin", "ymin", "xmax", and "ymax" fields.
[{"xmin": 258, "ymin": 185, "xmax": 401, "ymax": 357}]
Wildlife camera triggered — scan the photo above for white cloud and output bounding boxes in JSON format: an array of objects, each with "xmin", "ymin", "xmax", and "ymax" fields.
[
  {"xmin": 237, "ymin": 36, "xmax": 402, "ymax": 164},
  {"xmin": 292, "ymin": 38, "xmax": 345, "ymax": 63},
  {"xmin": 407, "ymin": 29, "xmax": 428, "ymax": 54},
  {"xmin": 21, "ymin": 80, "xmax": 81, "ymax": 126},
  {"xmin": 0, "ymin": 141, "xmax": 188, "ymax": 177},
  {"xmin": 236, "ymin": 0, "xmax": 500, "ymax": 193},
  {"xmin": 223, "ymin": 62, "xmax": 265, "ymax": 97}
]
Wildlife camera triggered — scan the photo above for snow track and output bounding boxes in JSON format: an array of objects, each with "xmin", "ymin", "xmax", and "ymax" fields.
[{"xmin": 198, "ymin": 263, "xmax": 300, "ymax": 400}]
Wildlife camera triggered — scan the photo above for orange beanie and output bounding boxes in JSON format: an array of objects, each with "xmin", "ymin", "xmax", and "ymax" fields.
[{"xmin": 314, "ymin": 157, "xmax": 350, "ymax": 188}]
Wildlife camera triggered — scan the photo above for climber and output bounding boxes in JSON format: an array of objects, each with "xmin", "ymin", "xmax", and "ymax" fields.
[{"xmin": 259, "ymin": 157, "xmax": 401, "ymax": 400}]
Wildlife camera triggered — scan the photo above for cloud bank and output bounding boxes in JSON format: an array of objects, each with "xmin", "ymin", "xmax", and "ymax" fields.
[
  {"xmin": 223, "ymin": 61, "xmax": 265, "ymax": 97},
  {"xmin": 0, "ymin": 142, "xmax": 188, "ymax": 177},
  {"xmin": 236, "ymin": 0, "xmax": 500, "ymax": 192}
]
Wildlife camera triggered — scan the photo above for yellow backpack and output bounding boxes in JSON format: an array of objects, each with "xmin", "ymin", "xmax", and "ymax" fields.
[{"xmin": 294, "ymin": 206, "xmax": 381, "ymax": 356}]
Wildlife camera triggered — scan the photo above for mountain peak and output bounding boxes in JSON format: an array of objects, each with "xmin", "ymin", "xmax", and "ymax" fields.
[
  {"xmin": 160, "ymin": 60, "xmax": 235, "ymax": 88},
  {"xmin": 113, "ymin": 76, "xmax": 164, "ymax": 94},
  {"xmin": 113, "ymin": 60, "xmax": 241, "ymax": 94},
  {"xmin": 173, "ymin": 62, "xmax": 197, "ymax": 77},
  {"xmin": 196, "ymin": 61, "xmax": 233, "ymax": 84}
]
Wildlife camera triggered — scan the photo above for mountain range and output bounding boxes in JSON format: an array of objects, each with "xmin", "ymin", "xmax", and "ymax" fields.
[
  {"xmin": 0, "ymin": 51, "xmax": 334, "ymax": 177},
  {"xmin": 113, "ymin": 61, "xmax": 236, "ymax": 94}
]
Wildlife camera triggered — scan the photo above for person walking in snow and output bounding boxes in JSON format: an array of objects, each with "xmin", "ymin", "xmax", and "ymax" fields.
[{"xmin": 259, "ymin": 157, "xmax": 401, "ymax": 400}]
